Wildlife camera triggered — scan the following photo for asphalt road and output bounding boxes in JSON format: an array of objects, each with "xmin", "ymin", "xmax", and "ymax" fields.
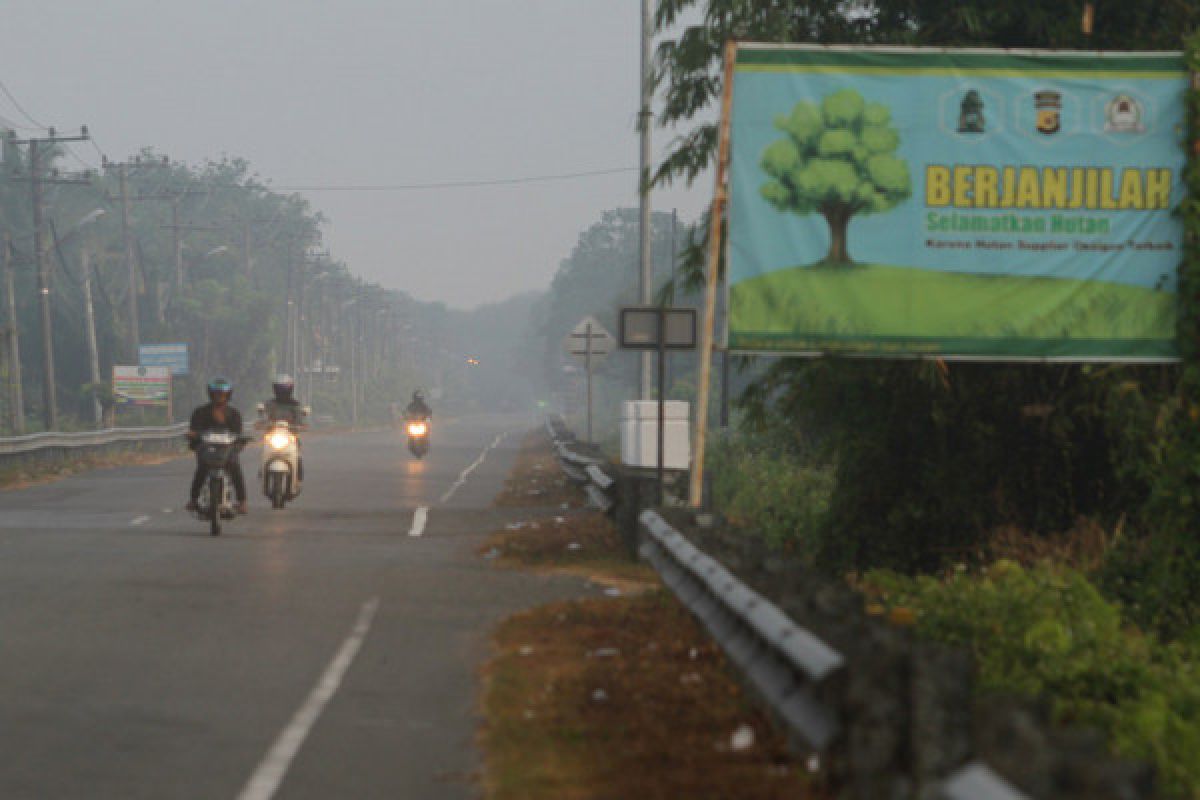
[{"xmin": 0, "ymin": 414, "xmax": 586, "ymax": 799}]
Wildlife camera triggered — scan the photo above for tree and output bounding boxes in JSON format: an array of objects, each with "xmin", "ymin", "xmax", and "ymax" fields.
[
  {"xmin": 760, "ymin": 89, "xmax": 910, "ymax": 264},
  {"xmin": 651, "ymin": 0, "xmax": 1200, "ymax": 623}
]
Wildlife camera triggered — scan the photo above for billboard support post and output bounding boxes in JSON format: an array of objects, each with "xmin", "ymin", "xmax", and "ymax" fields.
[{"xmin": 689, "ymin": 39, "xmax": 737, "ymax": 509}]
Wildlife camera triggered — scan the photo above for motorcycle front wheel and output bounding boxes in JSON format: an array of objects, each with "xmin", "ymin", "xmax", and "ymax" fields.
[
  {"xmin": 209, "ymin": 476, "xmax": 223, "ymax": 536},
  {"xmin": 269, "ymin": 472, "xmax": 286, "ymax": 510}
]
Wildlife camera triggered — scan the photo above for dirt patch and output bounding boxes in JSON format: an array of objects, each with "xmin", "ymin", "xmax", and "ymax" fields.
[
  {"xmin": 493, "ymin": 431, "xmax": 584, "ymax": 509},
  {"xmin": 481, "ymin": 511, "xmax": 657, "ymax": 592},
  {"xmin": 0, "ymin": 449, "xmax": 187, "ymax": 491},
  {"xmin": 479, "ymin": 427, "xmax": 821, "ymax": 799},
  {"xmin": 481, "ymin": 592, "xmax": 821, "ymax": 800}
]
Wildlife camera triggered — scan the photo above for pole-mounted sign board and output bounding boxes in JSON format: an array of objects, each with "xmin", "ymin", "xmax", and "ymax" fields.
[
  {"xmin": 113, "ymin": 365, "xmax": 170, "ymax": 407},
  {"xmin": 563, "ymin": 316, "xmax": 614, "ymax": 445},
  {"xmin": 619, "ymin": 307, "xmax": 698, "ymax": 350},
  {"xmin": 139, "ymin": 343, "xmax": 189, "ymax": 376},
  {"xmin": 563, "ymin": 316, "xmax": 614, "ymax": 365}
]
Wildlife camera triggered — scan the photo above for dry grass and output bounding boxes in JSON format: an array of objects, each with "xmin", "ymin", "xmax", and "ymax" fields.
[
  {"xmin": 481, "ymin": 592, "xmax": 820, "ymax": 800},
  {"xmin": 481, "ymin": 511, "xmax": 658, "ymax": 592},
  {"xmin": 493, "ymin": 430, "xmax": 584, "ymax": 509},
  {"xmin": 986, "ymin": 515, "xmax": 1123, "ymax": 573},
  {"xmin": 479, "ymin": 427, "xmax": 822, "ymax": 799},
  {"xmin": 0, "ymin": 449, "xmax": 186, "ymax": 491}
]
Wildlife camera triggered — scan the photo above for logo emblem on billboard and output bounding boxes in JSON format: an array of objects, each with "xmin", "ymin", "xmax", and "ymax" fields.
[
  {"xmin": 956, "ymin": 89, "xmax": 985, "ymax": 134},
  {"xmin": 1105, "ymin": 94, "xmax": 1145, "ymax": 133},
  {"xmin": 1034, "ymin": 90, "xmax": 1062, "ymax": 134}
]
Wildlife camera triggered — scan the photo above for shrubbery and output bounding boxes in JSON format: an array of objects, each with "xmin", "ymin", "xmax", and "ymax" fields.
[
  {"xmin": 707, "ymin": 431, "xmax": 833, "ymax": 554},
  {"xmin": 863, "ymin": 562, "xmax": 1200, "ymax": 798}
]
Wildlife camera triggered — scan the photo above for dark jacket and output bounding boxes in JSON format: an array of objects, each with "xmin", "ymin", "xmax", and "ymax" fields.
[
  {"xmin": 405, "ymin": 399, "xmax": 432, "ymax": 419},
  {"xmin": 189, "ymin": 403, "xmax": 243, "ymax": 449},
  {"xmin": 264, "ymin": 398, "xmax": 303, "ymax": 425}
]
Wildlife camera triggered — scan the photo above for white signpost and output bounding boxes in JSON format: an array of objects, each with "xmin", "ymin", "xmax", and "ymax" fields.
[{"xmin": 563, "ymin": 316, "xmax": 614, "ymax": 443}]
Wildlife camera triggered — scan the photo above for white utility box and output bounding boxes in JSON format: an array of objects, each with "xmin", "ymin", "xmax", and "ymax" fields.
[{"xmin": 620, "ymin": 400, "xmax": 690, "ymax": 470}]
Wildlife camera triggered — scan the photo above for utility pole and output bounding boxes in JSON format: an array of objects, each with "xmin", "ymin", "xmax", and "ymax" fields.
[
  {"xmin": 10, "ymin": 127, "xmax": 92, "ymax": 430},
  {"xmin": 103, "ymin": 155, "xmax": 169, "ymax": 361},
  {"xmin": 80, "ymin": 246, "xmax": 102, "ymax": 427},
  {"xmin": 157, "ymin": 190, "xmax": 214, "ymax": 298},
  {"xmin": 2, "ymin": 233, "xmax": 23, "ymax": 432},
  {"xmin": 638, "ymin": 0, "xmax": 654, "ymax": 399}
]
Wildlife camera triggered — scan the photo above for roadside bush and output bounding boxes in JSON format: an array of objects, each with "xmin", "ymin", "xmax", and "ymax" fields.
[
  {"xmin": 707, "ymin": 432, "xmax": 834, "ymax": 554},
  {"xmin": 863, "ymin": 562, "xmax": 1200, "ymax": 798}
]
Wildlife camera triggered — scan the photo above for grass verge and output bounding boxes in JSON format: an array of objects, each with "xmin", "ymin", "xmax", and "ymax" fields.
[
  {"xmin": 479, "ymin": 428, "xmax": 821, "ymax": 799},
  {"xmin": 0, "ymin": 448, "xmax": 186, "ymax": 491}
]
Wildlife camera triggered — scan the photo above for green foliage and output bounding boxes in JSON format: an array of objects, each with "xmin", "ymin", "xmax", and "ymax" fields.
[
  {"xmin": 656, "ymin": 0, "xmax": 1200, "ymax": 636},
  {"xmin": 707, "ymin": 431, "xmax": 834, "ymax": 553},
  {"xmin": 864, "ymin": 562, "xmax": 1200, "ymax": 798},
  {"xmin": 1092, "ymin": 30, "xmax": 1200, "ymax": 637}
]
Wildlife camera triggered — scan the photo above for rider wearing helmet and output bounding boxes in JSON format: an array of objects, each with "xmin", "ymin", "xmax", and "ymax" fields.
[
  {"xmin": 260, "ymin": 374, "xmax": 305, "ymax": 482},
  {"xmin": 185, "ymin": 377, "xmax": 248, "ymax": 514},
  {"xmin": 263, "ymin": 374, "xmax": 304, "ymax": 426},
  {"xmin": 404, "ymin": 389, "xmax": 432, "ymax": 420}
]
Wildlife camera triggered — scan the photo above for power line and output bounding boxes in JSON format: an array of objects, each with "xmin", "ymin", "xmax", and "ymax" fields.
[
  {"xmin": 265, "ymin": 166, "xmax": 639, "ymax": 192},
  {"xmin": 0, "ymin": 78, "xmax": 47, "ymax": 129}
]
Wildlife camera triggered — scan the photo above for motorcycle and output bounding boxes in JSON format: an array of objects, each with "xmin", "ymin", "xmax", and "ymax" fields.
[
  {"xmin": 259, "ymin": 419, "xmax": 302, "ymax": 509},
  {"xmin": 406, "ymin": 416, "xmax": 430, "ymax": 459},
  {"xmin": 194, "ymin": 430, "xmax": 251, "ymax": 536}
]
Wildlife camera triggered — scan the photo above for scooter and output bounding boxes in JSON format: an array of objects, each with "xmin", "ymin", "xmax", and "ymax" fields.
[
  {"xmin": 194, "ymin": 431, "xmax": 251, "ymax": 536},
  {"xmin": 259, "ymin": 419, "xmax": 303, "ymax": 509},
  {"xmin": 406, "ymin": 416, "xmax": 430, "ymax": 459}
]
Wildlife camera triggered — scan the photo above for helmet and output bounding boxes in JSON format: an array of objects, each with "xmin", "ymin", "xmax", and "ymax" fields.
[
  {"xmin": 272, "ymin": 374, "xmax": 295, "ymax": 402},
  {"xmin": 413, "ymin": 389, "xmax": 425, "ymax": 402},
  {"xmin": 207, "ymin": 376, "xmax": 233, "ymax": 403}
]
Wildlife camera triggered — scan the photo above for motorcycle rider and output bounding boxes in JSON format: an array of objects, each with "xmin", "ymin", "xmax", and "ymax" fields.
[
  {"xmin": 185, "ymin": 377, "xmax": 248, "ymax": 514},
  {"xmin": 259, "ymin": 374, "xmax": 305, "ymax": 483},
  {"xmin": 405, "ymin": 389, "xmax": 432, "ymax": 421},
  {"xmin": 262, "ymin": 374, "xmax": 304, "ymax": 426}
]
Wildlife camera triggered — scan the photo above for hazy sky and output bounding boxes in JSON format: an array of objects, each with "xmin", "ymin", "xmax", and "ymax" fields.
[{"xmin": 0, "ymin": 0, "xmax": 710, "ymax": 309}]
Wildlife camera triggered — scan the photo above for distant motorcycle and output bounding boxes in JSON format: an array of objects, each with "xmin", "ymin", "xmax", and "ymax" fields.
[
  {"xmin": 259, "ymin": 419, "xmax": 302, "ymax": 509},
  {"xmin": 406, "ymin": 416, "xmax": 430, "ymax": 459},
  {"xmin": 193, "ymin": 430, "xmax": 251, "ymax": 536}
]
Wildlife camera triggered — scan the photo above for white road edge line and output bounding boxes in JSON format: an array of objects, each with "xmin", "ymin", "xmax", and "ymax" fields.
[
  {"xmin": 408, "ymin": 506, "xmax": 429, "ymax": 537},
  {"xmin": 130, "ymin": 515, "xmax": 150, "ymax": 526},
  {"xmin": 438, "ymin": 432, "xmax": 507, "ymax": 504},
  {"xmin": 236, "ymin": 597, "xmax": 381, "ymax": 800}
]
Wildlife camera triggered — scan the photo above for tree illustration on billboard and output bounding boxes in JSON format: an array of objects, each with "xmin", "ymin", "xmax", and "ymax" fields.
[{"xmin": 760, "ymin": 89, "xmax": 911, "ymax": 264}]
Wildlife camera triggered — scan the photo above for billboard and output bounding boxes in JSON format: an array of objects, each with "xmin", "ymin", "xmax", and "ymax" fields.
[
  {"xmin": 139, "ymin": 343, "xmax": 189, "ymax": 376},
  {"xmin": 113, "ymin": 366, "xmax": 170, "ymax": 407},
  {"xmin": 726, "ymin": 46, "xmax": 1187, "ymax": 360}
]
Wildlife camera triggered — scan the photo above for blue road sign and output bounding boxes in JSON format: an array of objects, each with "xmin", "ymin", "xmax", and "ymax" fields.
[{"xmin": 139, "ymin": 343, "xmax": 189, "ymax": 376}]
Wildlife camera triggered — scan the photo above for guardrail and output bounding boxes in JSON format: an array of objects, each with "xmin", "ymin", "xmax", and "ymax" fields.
[
  {"xmin": 0, "ymin": 424, "xmax": 188, "ymax": 455},
  {"xmin": 542, "ymin": 414, "xmax": 1149, "ymax": 800},
  {"xmin": 641, "ymin": 508, "xmax": 843, "ymax": 749}
]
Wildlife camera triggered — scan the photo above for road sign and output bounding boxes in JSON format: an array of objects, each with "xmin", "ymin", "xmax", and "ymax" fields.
[
  {"xmin": 619, "ymin": 307, "xmax": 698, "ymax": 350},
  {"xmin": 563, "ymin": 316, "xmax": 614, "ymax": 444},
  {"xmin": 113, "ymin": 365, "xmax": 170, "ymax": 407},
  {"xmin": 563, "ymin": 316, "xmax": 614, "ymax": 366},
  {"xmin": 139, "ymin": 343, "xmax": 189, "ymax": 376}
]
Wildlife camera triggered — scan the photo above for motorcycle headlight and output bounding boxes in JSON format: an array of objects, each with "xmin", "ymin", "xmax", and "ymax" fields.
[
  {"xmin": 268, "ymin": 431, "xmax": 292, "ymax": 449},
  {"xmin": 406, "ymin": 422, "xmax": 428, "ymax": 436}
]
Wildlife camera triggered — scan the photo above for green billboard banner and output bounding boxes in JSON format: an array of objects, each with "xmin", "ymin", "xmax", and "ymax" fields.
[{"xmin": 726, "ymin": 46, "xmax": 1188, "ymax": 360}]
